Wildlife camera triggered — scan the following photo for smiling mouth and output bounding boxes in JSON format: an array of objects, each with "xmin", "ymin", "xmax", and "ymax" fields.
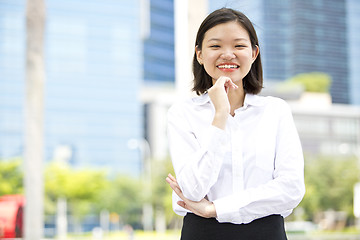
[{"xmin": 217, "ymin": 64, "xmax": 240, "ymax": 69}]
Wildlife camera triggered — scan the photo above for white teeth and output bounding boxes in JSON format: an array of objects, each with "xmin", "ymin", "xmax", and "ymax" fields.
[{"xmin": 218, "ymin": 65, "xmax": 238, "ymax": 69}]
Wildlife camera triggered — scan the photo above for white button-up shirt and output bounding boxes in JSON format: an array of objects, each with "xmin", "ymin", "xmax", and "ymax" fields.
[{"xmin": 167, "ymin": 93, "xmax": 305, "ymax": 224}]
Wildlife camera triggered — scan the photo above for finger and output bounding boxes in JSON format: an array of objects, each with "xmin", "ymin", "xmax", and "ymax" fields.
[
  {"xmin": 170, "ymin": 183, "xmax": 188, "ymax": 203},
  {"xmin": 177, "ymin": 201, "xmax": 194, "ymax": 213},
  {"xmin": 166, "ymin": 176, "xmax": 180, "ymax": 190},
  {"xmin": 168, "ymin": 173, "xmax": 177, "ymax": 182},
  {"xmin": 215, "ymin": 76, "xmax": 230, "ymax": 86},
  {"xmin": 166, "ymin": 178, "xmax": 181, "ymax": 194},
  {"xmin": 230, "ymin": 81, "xmax": 238, "ymax": 89},
  {"xmin": 224, "ymin": 78, "xmax": 238, "ymax": 89},
  {"xmin": 169, "ymin": 180, "xmax": 178, "ymax": 190},
  {"xmin": 166, "ymin": 177, "xmax": 188, "ymax": 203},
  {"xmin": 177, "ymin": 201, "xmax": 202, "ymax": 217},
  {"xmin": 177, "ymin": 201, "xmax": 187, "ymax": 209},
  {"xmin": 166, "ymin": 177, "xmax": 180, "ymax": 192},
  {"xmin": 171, "ymin": 182, "xmax": 184, "ymax": 197},
  {"xmin": 165, "ymin": 177, "xmax": 172, "ymax": 185},
  {"xmin": 166, "ymin": 177, "xmax": 194, "ymax": 208},
  {"xmin": 168, "ymin": 180, "xmax": 184, "ymax": 197},
  {"xmin": 224, "ymin": 84, "xmax": 229, "ymax": 94}
]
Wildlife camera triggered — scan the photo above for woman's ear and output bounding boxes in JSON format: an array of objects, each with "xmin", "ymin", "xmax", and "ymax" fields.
[
  {"xmin": 252, "ymin": 45, "xmax": 259, "ymax": 63},
  {"xmin": 195, "ymin": 45, "xmax": 203, "ymax": 65}
]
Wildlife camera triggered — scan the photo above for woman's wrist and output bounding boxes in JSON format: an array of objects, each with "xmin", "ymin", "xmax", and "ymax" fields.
[
  {"xmin": 206, "ymin": 202, "xmax": 217, "ymax": 218},
  {"xmin": 212, "ymin": 111, "xmax": 228, "ymax": 130}
]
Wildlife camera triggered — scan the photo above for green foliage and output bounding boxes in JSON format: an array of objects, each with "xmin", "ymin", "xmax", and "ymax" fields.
[
  {"xmin": 151, "ymin": 158, "xmax": 172, "ymax": 210},
  {"xmin": 44, "ymin": 161, "xmax": 147, "ymax": 227},
  {"xmin": 151, "ymin": 158, "xmax": 181, "ymax": 227},
  {"xmin": 45, "ymin": 162, "xmax": 107, "ymax": 200},
  {"xmin": 0, "ymin": 158, "xmax": 147, "ymax": 227},
  {"xmin": 288, "ymin": 72, "xmax": 332, "ymax": 93},
  {"xmin": 299, "ymin": 156, "xmax": 360, "ymax": 221},
  {"xmin": 44, "ymin": 161, "xmax": 108, "ymax": 218},
  {"xmin": 95, "ymin": 175, "xmax": 143, "ymax": 227},
  {"xmin": 0, "ymin": 158, "xmax": 23, "ymax": 195},
  {"xmin": 2, "ymin": 155, "xmax": 359, "ymax": 229}
]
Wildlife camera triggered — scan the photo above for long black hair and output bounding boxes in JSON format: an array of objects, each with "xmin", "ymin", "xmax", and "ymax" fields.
[{"xmin": 192, "ymin": 8, "xmax": 263, "ymax": 95}]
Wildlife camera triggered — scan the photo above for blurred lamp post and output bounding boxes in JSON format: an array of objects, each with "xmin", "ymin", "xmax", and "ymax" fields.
[
  {"xmin": 53, "ymin": 145, "xmax": 72, "ymax": 240},
  {"xmin": 127, "ymin": 138, "xmax": 153, "ymax": 231},
  {"xmin": 56, "ymin": 198, "xmax": 67, "ymax": 240}
]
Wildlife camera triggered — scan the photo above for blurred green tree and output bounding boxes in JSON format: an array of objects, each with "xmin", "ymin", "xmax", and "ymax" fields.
[
  {"xmin": 288, "ymin": 72, "xmax": 332, "ymax": 93},
  {"xmin": 0, "ymin": 159, "xmax": 23, "ymax": 195},
  {"xmin": 95, "ymin": 174, "xmax": 143, "ymax": 228},
  {"xmin": 94, "ymin": 157, "xmax": 182, "ymax": 229},
  {"xmin": 44, "ymin": 161, "xmax": 108, "ymax": 227},
  {"xmin": 151, "ymin": 158, "xmax": 182, "ymax": 229},
  {"xmin": 299, "ymin": 155, "xmax": 360, "ymax": 222},
  {"xmin": 2, "ymin": 155, "xmax": 359, "ymax": 230}
]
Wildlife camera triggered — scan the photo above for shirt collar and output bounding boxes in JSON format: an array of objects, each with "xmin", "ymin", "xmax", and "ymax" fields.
[
  {"xmin": 243, "ymin": 93, "xmax": 266, "ymax": 108},
  {"xmin": 192, "ymin": 93, "xmax": 211, "ymax": 105},
  {"xmin": 192, "ymin": 92, "xmax": 266, "ymax": 107}
]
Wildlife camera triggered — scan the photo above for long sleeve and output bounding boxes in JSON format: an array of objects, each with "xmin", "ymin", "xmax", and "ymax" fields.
[
  {"xmin": 213, "ymin": 100, "xmax": 305, "ymax": 224},
  {"xmin": 167, "ymin": 103, "xmax": 229, "ymax": 203}
]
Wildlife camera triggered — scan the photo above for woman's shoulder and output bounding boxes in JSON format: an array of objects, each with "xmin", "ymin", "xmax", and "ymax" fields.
[
  {"xmin": 259, "ymin": 95, "xmax": 292, "ymax": 113},
  {"xmin": 254, "ymin": 94, "xmax": 286, "ymax": 105},
  {"xmin": 168, "ymin": 94, "xmax": 210, "ymax": 114}
]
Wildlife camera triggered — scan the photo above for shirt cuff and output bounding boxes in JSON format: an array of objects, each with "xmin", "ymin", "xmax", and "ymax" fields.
[
  {"xmin": 213, "ymin": 192, "xmax": 252, "ymax": 223},
  {"xmin": 213, "ymin": 196, "xmax": 239, "ymax": 223}
]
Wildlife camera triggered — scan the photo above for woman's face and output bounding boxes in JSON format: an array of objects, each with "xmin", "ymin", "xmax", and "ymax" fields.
[{"xmin": 196, "ymin": 21, "xmax": 259, "ymax": 85}]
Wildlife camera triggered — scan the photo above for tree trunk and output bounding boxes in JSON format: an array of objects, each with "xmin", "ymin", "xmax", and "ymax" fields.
[{"xmin": 24, "ymin": 0, "xmax": 46, "ymax": 239}]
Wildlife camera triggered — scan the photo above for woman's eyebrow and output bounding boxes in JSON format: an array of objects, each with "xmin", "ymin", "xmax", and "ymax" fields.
[
  {"xmin": 207, "ymin": 37, "xmax": 249, "ymax": 42},
  {"xmin": 207, "ymin": 38, "xmax": 221, "ymax": 42},
  {"xmin": 234, "ymin": 38, "xmax": 249, "ymax": 41}
]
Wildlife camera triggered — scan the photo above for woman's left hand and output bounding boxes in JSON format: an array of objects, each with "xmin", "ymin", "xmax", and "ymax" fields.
[{"xmin": 166, "ymin": 173, "xmax": 217, "ymax": 218}]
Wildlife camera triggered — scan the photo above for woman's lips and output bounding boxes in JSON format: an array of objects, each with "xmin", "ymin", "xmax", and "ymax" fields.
[{"xmin": 217, "ymin": 63, "xmax": 240, "ymax": 71}]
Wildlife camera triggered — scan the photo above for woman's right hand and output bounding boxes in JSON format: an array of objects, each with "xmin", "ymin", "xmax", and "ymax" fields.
[
  {"xmin": 166, "ymin": 173, "xmax": 217, "ymax": 218},
  {"xmin": 208, "ymin": 76, "xmax": 238, "ymax": 129}
]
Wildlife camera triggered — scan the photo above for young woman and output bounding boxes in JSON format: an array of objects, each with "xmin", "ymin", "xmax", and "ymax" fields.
[{"xmin": 166, "ymin": 8, "xmax": 305, "ymax": 240}]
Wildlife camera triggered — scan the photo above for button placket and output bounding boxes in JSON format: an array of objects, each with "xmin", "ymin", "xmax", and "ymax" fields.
[{"xmin": 230, "ymin": 121, "xmax": 244, "ymax": 193}]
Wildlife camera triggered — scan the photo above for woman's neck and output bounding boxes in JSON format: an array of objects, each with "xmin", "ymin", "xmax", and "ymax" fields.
[{"xmin": 227, "ymin": 86, "xmax": 245, "ymax": 116}]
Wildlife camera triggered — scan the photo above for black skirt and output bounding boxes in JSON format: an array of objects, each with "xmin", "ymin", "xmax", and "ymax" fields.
[{"xmin": 180, "ymin": 213, "xmax": 287, "ymax": 240}]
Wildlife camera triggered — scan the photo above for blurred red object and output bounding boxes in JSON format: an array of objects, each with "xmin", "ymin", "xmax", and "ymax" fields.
[{"xmin": 0, "ymin": 195, "xmax": 24, "ymax": 238}]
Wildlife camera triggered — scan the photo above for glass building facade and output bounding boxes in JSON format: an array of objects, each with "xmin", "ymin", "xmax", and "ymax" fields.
[
  {"xmin": 209, "ymin": 0, "xmax": 358, "ymax": 104},
  {"xmin": 347, "ymin": 0, "xmax": 360, "ymax": 105},
  {"xmin": 289, "ymin": 0, "xmax": 348, "ymax": 104},
  {"xmin": 143, "ymin": 0, "xmax": 174, "ymax": 83},
  {"xmin": 0, "ymin": 0, "xmax": 143, "ymax": 174},
  {"xmin": 1, "ymin": 0, "xmax": 358, "ymax": 176},
  {"xmin": 0, "ymin": 1, "xmax": 25, "ymax": 159}
]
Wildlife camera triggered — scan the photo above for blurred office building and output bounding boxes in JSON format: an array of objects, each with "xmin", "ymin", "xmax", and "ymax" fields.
[
  {"xmin": 211, "ymin": 0, "xmax": 360, "ymax": 155},
  {"xmin": 209, "ymin": 0, "xmax": 360, "ymax": 105},
  {"xmin": 1, "ymin": 0, "xmax": 359, "ymax": 175},
  {"xmin": 290, "ymin": 101, "xmax": 360, "ymax": 157},
  {"xmin": 144, "ymin": 0, "xmax": 360, "ymax": 160},
  {"xmin": 0, "ymin": 0, "xmax": 144, "ymax": 174}
]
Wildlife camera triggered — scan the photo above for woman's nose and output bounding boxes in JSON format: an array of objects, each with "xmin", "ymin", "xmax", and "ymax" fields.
[{"xmin": 220, "ymin": 50, "xmax": 236, "ymax": 60}]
